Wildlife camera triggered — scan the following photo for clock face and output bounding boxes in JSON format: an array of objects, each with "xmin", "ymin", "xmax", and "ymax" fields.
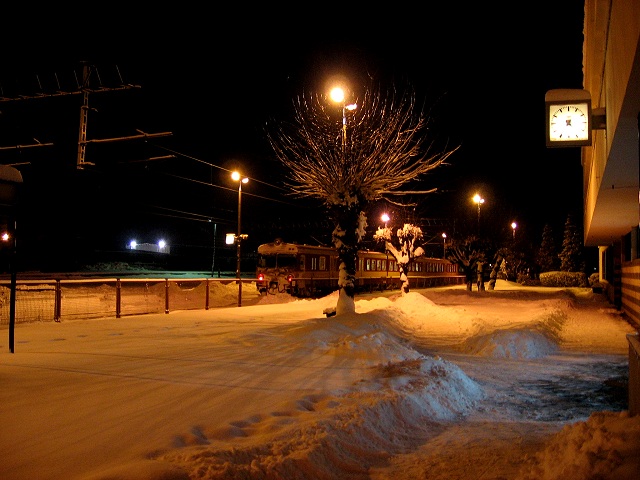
[{"xmin": 548, "ymin": 103, "xmax": 590, "ymax": 142}]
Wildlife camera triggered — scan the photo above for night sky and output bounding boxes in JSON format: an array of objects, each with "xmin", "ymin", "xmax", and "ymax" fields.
[{"xmin": 0, "ymin": 4, "xmax": 586, "ymax": 270}]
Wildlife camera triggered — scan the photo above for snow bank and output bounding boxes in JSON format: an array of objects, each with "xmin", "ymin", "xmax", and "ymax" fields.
[{"xmin": 518, "ymin": 411, "xmax": 640, "ymax": 479}]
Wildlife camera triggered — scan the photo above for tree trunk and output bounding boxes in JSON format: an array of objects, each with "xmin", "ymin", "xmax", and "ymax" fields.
[
  {"xmin": 487, "ymin": 255, "xmax": 503, "ymax": 291},
  {"xmin": 398, "ymin": 263, "xmax": 410, "ymax": 294},
  {"xmin": 331, "ymin": 204, "xmax": 363, "ymax": 315}
]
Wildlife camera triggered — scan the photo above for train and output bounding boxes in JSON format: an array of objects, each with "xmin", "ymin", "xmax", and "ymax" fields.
[{"xmin": 255, "ymin": 239, "xmax": 465, "ymax": 297}]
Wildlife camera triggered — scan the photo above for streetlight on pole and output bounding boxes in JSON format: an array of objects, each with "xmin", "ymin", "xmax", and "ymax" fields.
[
  {"xmin": 511, "ymin": 222, "xmax": 517, "ymax": 240},
  {"xmin": 329, "ymin": 87, "xmax": 357, "ymax": 155},
  {"xmin": 381, "ymin": 213, "xmax": 390, "ymax": 283},
  {"xmin": 231, "ymin": 171, "xmax": 248, "ymax": 307},
  {"xmin": 473, "ymin": 193, "xmax": 485, "ymax": 233},
  {"xmin": 442, "ymin": 232, "xmax": 447, "ymax": 258}
]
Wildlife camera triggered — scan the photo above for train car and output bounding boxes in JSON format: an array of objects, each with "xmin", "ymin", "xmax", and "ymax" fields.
[{"xmin": 256, "ymin": 239, "xmax": 465, "ymax": 297}]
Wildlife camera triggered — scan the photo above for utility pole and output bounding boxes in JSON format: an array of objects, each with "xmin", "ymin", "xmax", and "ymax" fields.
[{"xmin": 0, "ymin": 62, "xmax": 172, "ymax": 169}]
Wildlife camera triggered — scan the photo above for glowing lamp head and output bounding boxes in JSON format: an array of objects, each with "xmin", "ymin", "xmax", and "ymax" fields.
[
  {"xmin": 330, "ymin": 87, "xmax": 345, "ymax": 103},
  {"xmin": 231, "ymin": 171, "xmax": 248, "ymax": 184}
]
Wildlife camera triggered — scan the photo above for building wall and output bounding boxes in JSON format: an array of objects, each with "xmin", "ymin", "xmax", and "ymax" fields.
[{"xmin": 582, "ymin": 0, "xmax": 640, "ymax": 325}]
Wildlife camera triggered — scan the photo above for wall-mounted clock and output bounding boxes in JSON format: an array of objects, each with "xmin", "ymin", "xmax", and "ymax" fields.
[{"xmin": 545, "ymin": 89, "xmax": 592, "ymax": 147}]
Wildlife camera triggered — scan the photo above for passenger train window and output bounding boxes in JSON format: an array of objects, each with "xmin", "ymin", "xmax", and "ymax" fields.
[
  {"xmin": 311, "ymin": 256, "xmax": 317, "ymax": 270},
  {"xmin": 319, "ymin": 256, "xmax": 326, "ymax": 271},
  {"xmin": 299, "ymin": 255, "xmax": 306, "ymax": 271}
]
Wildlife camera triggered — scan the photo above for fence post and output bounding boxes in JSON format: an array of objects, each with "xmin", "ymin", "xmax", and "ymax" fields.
[
  {"xmin": 165, "ymin": 279, "xmax": 170, "ymax": 314},
  {"xmin": 205, "ymin": 278, "xmax": 210, "ymax": 310},
  {"xmin": 116, "ymin": 279, "xmax": 121, "ymax": 318},
  {"xmin": 54, "ymin": 280, "xmax": 61, "ymax": 322}
]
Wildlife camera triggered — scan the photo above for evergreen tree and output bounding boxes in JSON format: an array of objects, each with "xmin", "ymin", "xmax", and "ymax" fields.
[
  {"xmin": 559, "ymin": 215, "xmax": 585, "ymax": 272},
  {"xmin": 537, "ymin": 223, "xmax": 559, "ymax": 272}
]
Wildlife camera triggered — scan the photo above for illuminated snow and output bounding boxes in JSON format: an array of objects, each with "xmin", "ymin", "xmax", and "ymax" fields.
[{"xmin": 1, "ymin": 280, "xmax": 638, "ymax": 480}]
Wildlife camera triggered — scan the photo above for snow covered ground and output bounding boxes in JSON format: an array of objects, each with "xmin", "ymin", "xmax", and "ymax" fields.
[{"xmin": 1, "ymin": 280, "xmax": 638, "ymax": 479}]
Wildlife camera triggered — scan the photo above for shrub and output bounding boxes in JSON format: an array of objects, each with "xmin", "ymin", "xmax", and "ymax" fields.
[
  {"xmin": 539, "ymin": 271, "xmax": 588, "ymax": 287},
  {"xmin": 588, "ymin": 272, "xmax": 602, "ymax": 287}
]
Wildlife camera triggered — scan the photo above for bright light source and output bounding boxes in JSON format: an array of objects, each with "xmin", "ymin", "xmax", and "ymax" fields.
[
  {"xmin": 1, "ymin": 232, "xmax": 9, "ymax": 242},
  {"xmin": 473, "ymin": 193, "xmax": 485, "ymax": 205},
  {"xmin": 231, "ymin": 171, "xmax": 248, "ymax": 183},
  {"xmin": 442, "ymin": 232, "xmax": 447, "ymax": 239},
  {"xmin": 226, "ymin": 233, "xmax": 235, "ymax": 245},
  {"xmin": 330, "ymin": 87, "xmax": 345, "ymax": 103},
  {"xmin": 158, "ymin": 240, "xmax": 166, "ymax": 250},
  {"xmin": 129, "ymin": 240, "xmax": 137, "ymax": 249},
  {"xmin": 381, "ymin": 213, "xmax": 390, "ymax": 224}
]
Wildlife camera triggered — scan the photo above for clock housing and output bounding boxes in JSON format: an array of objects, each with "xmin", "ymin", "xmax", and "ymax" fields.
[{"xmin": 545, "ymin": 89, "xmax": 592, "ymax": 147}]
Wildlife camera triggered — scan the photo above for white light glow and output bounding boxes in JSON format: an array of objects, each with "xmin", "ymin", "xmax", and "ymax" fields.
[{"xmin": 330, "ymin": 87, "xmax": 344, "ymax": 103}]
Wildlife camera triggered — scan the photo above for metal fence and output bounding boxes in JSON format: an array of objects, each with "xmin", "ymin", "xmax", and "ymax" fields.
[{"xmin": 0, "ymin": 277, "xmax": 256, "ymax": 324}]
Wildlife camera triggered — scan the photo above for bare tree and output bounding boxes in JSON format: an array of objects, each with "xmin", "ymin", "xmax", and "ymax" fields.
[
  {"xmin": 446, "ymin": 236, "xmax": 486, "ymax": 291},
  {"xmin": 267, "ymin": 82, "xmax": 458, "ymax": 315},
  {"xmin": 374, "ymin": 223, "xmax": 424, "ymax": 295}
]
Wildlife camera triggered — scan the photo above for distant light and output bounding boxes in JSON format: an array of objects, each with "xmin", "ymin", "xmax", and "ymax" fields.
[
  {"xmin": 381, "ymin": 213, "xmax": 390, "ymax": 223},
  {"xmin": 129, "ymin": 240, "xmax": 137, "ymax": 249},
  {"xmin": 442, "ymin": 232, "xmax": 447, "ymax": 239},
  {"xmin": 158, "ymin": 240, "xmax": 166, "ymax": 250},
  {"xmin": 226, "ymin": 233, "xmax": 235, "ymax": 245},
  {"xmin": 511, "ymin": 222, "xmax": 517, "ymax": 230}
]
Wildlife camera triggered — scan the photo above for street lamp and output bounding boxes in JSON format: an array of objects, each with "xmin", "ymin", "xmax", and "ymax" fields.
[
  {"xmin": 231, "ymin": 171, "xmax": 249, "ymax": 307},
  {"xmin": 442, "ymin": 232, "xmax": 447, "ymax": 258},
  {"xmin": 329, "ymin": 87, "xmax": 357, "ymax": 155},
  {"xmin": 473, "ymin": 193, "xmax": 485, "ymax": 232},
  {"xmin": 511, "ymin": 222, "xmax": 517, "ymax": 239},
  {"xmin": 381, "ymin": 213, "xmax": 390, "ymax": 283}
]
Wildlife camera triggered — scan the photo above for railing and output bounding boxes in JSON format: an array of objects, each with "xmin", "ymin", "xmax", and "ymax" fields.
[{"xmin": 0, "ymin": 277, "xmax": 256, "ymax": 324}]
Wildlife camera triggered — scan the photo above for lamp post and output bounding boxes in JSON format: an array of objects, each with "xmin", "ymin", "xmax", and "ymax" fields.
[
  {"xmin": 231, "ymin": 171, "xmax": 248, "ymax": 307},
  {"xmin": 442, "ymin": 232, "xmax": 447, "ymax": 258},
  {"xmin": 473, "ymin": 193, "xmax": 485, "ymax": 233},
  {"xmin": 381, "ymin": 213, "xmax": 390, "ymax": 283},
  {"xmin": 330, "ymin": 87, "xmax": 357, "ymax": 155},
  {"xmin": 511, "ymin": 222, "xmax": 517, "ymax": 240}
]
